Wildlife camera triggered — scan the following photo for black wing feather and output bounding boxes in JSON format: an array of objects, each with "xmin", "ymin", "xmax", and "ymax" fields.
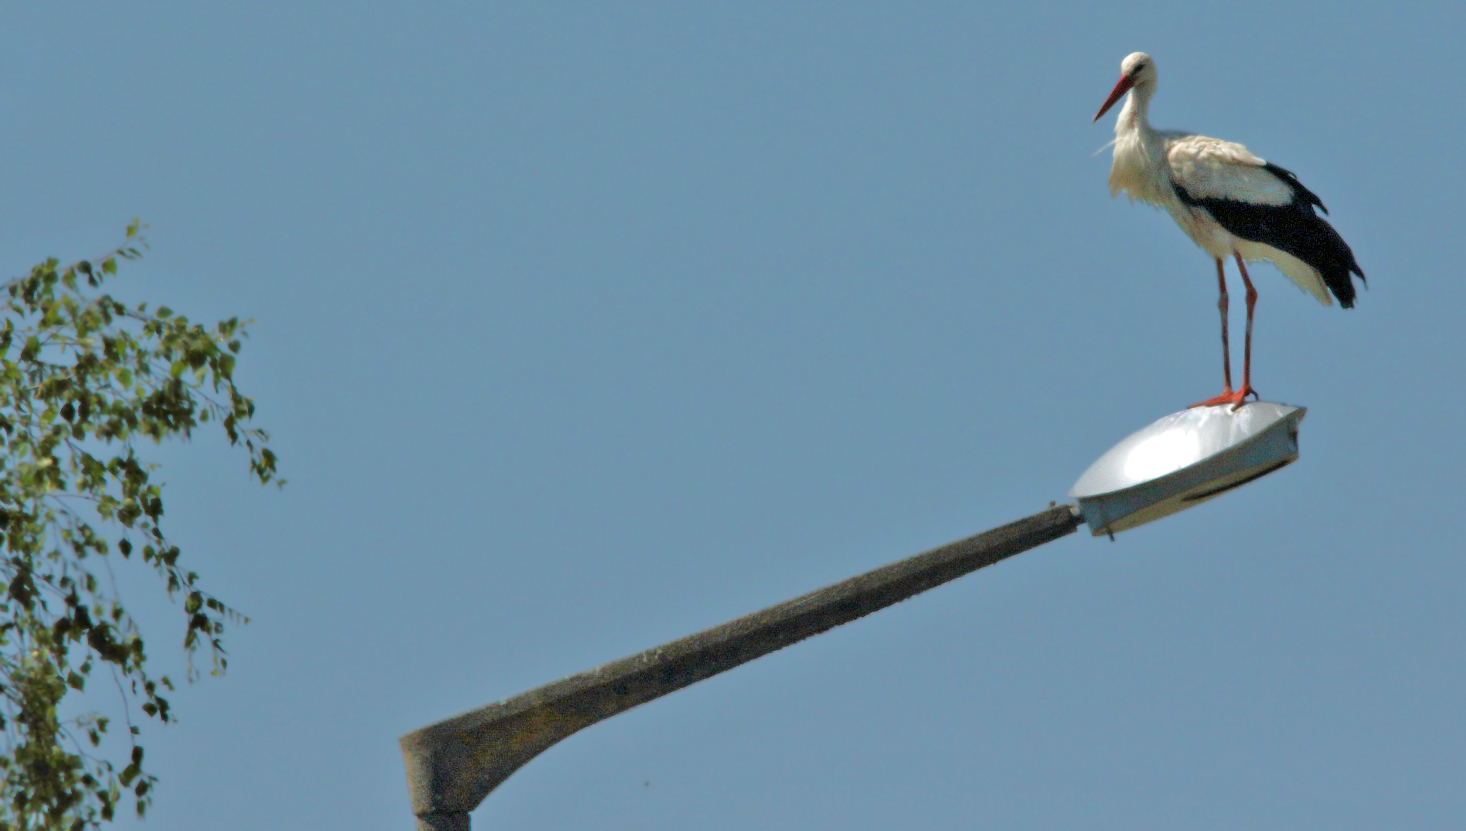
[{"xmin": 1174, "ymin": 164, "xmax": 1365, "ymax": 308}]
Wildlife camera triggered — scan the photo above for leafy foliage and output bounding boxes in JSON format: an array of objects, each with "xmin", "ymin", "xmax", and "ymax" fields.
[{"xmin": 0, "ymin": 223, "xmax": 278, "ymax": 829}]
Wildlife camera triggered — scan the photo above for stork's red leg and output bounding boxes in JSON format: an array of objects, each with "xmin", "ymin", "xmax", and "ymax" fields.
[
  {"xmin": 1233, "ymin": 253, "xmax": 1259, "ymax": 407},
  {"xmin": 1191, "ymin": 255, "xmax": 1260, "ymax": 409},
  {"xmin": 1189, "ymin": 258, "xmax": 1242, "ymax": 408},
  {"xmin": 1213, "ymin": 257, "xmax": 1233, "ymax": 392}
]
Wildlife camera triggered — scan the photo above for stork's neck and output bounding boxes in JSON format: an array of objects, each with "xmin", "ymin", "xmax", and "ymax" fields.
[
  {"xmin": 1104, "ymin": 77, "xmax": 1171, "ymax": 208},
  {"xmin": 1115, "ymin": 81, "xmax": 1157, "ymax": 139}
]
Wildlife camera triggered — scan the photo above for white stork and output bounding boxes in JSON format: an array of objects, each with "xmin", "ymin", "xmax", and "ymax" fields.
[{"xmin": 1093, "ymin": 52, "xmax": 1365, "ymax": 409}]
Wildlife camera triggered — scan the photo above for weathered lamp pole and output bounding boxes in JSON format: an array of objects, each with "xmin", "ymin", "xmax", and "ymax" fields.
[{"xmin": 400, "ymin": 505, "xmax": 1083, "ymax": 830}]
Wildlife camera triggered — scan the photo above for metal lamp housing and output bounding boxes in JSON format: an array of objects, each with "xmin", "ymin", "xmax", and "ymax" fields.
[{"xmin": 1070, "ymin": 402, "xmax": 1306, "ymax": 536}]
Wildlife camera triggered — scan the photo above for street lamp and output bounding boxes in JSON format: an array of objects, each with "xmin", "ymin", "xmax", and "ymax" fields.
[{"xmin": 399, "ymin": 402, "xmax": 1306, "ymax": 830}]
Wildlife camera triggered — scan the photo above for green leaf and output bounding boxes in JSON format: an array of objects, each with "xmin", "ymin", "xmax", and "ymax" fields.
[{"xmin": 0, "ymin": 223, "xmax": 278, "ymax": 827}]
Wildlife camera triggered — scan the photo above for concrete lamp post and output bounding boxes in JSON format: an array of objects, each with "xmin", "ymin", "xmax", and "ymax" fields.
[{"xmin": 399, "ymin": 505, "xmax": 1084, "ymax": 830}]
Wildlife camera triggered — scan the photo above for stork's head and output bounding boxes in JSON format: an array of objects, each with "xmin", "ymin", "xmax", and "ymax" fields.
[{"xmin": 1093, "ymin": 52, "xmax": 1156, "ymax": 122}]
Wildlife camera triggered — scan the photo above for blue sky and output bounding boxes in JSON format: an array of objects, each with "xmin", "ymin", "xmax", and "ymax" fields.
[{"xmin": 3, "ymin": 3, "xmax": 1463, "ymax": 829}]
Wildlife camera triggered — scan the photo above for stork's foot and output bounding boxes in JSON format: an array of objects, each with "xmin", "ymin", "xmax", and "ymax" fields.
[{"xmin": 1189, "ymin": 384, "xmax": 1258, "ymax": 411}]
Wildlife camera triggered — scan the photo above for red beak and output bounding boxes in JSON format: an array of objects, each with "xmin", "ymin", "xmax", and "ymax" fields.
[{"xmin": 1093, "ymin": 74, "xmax": 1135, "ymax": 122}]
